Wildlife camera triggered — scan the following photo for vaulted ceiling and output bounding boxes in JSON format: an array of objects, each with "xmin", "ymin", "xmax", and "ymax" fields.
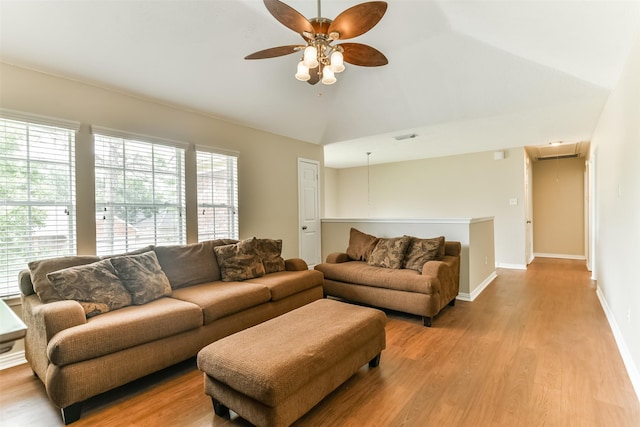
[{"xmin": 1, "ymin": 1, "xmax": 638, "ymax": 168}]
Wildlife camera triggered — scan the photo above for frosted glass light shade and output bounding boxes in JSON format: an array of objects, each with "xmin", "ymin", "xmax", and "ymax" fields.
[
  {"xmin": 295, "ymin": 61, "xmax": 310, "ymax": 81},
  {"xmin": 330, "ymin": 51, "xmax": 345, "ymax": 73},
  {"xmin": 303, "ymin": 46, "xmax": 319, "ymax": 68},
  {"xmin": 321, "ymin": 66, "xmax": 336, "ymax": 85}
]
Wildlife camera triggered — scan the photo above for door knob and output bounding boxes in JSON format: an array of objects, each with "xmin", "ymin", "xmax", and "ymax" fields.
[{"xmin": 302, "ymin": 226, "xmax": 308, "ymax": 230}]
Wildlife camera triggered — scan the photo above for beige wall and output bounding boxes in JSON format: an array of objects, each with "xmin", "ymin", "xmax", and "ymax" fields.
[
  {"xmin": 0, "ymin": 63, "xmax": 323, "ymax": 259},
  {"xmin": 323, "ymin": 167, "xmax": 339, "ymax": 217},
  {"xmin": 532, "ymin": 157, "xmax": 585, "ymax": 256},
  {"xmin": 590, "ymin": 33, "xmax": 640, "ymax": 394},
  {"xmin": 327, "ymin": 148, "xmax": 527, "ymax": 268}
]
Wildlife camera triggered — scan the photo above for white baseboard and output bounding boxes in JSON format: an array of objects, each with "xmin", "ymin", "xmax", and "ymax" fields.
[
  {"xmin": 596, "ymin": 287, "xmax": 640, "ymax": 402},
  {"xmin": 496, "ymin": 263, "xmax": 527, "ymax": 270},
  {"xmin": 0, "ymin": 350, "xmax": 27, "ymax": 370},
  {"xmin": 457, "ymin": 271, "xmax": 498, "ymax": 302},
  {"xmin": 534, "ymin": 253, "xmax": 586, "ymax": 260}
]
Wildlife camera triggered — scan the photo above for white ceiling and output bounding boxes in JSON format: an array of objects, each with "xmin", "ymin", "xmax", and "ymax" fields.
[{"xmin": 1, "ymin": 1, "xmax": 638, "ymax": 168}]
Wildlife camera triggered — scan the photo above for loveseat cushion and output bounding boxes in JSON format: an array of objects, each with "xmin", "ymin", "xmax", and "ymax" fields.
[
  {"xmin": 170, "ymin": 281, "xmax": 271, "ymax": 324},
  {"xmin": 46, "ymin": 259, "xmax": 132, "ymax": 318},
  {"xmin": 154, "ymin": 239, "xmax": 236, "ymax": 289},
  {"xmin": 315, "ymin": 261, "xmax": 441, "ymax": 295},
  {"xmin": 110, "ymin": 251, "xmax": 172, "ymax": 304},
  {"xmin": 29, "ymin": 255, "xmax": 101, "ymax": 303},
  {"xmin": 244, "ymin": 269, "xmax": 324, "ymax": 301},
  {"xmin": 47, "ymin": 297, "xmax": 202, "ymax": 366}
]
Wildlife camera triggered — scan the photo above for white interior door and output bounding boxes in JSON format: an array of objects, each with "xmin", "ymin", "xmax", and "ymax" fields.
[{"xmin": 298, "ymin": 159, "xmax": 321, "ymax": 267}]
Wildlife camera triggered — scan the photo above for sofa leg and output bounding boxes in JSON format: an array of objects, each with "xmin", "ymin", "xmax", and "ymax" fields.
[
  {"xmin": 212, "ymin": 398, "xmax": 230, "ymax": 418},
  {"xmin": 61, "ymin": 402, "xmax": 82, "ymax": 425},
  {"xmin": 369, "ymin": 353, "xmax": 381, "ymax": 368},
  {"xmin": 449, "ymin": 298, "xmax": 456, "ymax": 307},
  {"xmin": 423, "ymin": 316, "xmax": 432, "ymax": 327}
]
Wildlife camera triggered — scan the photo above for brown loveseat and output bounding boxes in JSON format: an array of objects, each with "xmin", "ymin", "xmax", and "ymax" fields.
[
  {"xmin": 315, "ymin": 228, "xmax": 460, "ymax": 327},
  {"xmin": 19, "ymin": 237, "xmax": 323, "ymax": 424}
]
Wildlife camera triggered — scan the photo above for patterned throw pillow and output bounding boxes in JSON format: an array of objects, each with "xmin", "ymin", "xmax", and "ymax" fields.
[
  {"xmin": 367, "ymin": 236, "xmax": 411, "ymax": 269},
  {"xmin": 214, "ymin": 238, "xmax": 266, "ymax": 282},
  {"xmin": 346, "ymin": 228, "xmax": 379, "ymax": 261},
  {"xmin": 46, "ymin": 259, "xmax": 132, "ymax": 318},
  {"xmin": 256, "ymin": 238, "xmax": 286, "ymax": 274},
  {"xmin": 110, "ymin": 251, "xmax": 172, "ymax": 305},
  {"xmin": 28, "ymin": 255, "xmax": 101, "ymax": 303},
  {"xmin": 403, "ymin": 236, "xmax": 445, "ymax": 272}
]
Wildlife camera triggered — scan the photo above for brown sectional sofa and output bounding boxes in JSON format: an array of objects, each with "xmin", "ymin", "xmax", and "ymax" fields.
[
  {"xmin": 19, "ymin": 238, "xmax": 323, "ymax": 424},
  {"xmin": 314, "ymin": 228, "xmax": 460, "ymax": 327}
]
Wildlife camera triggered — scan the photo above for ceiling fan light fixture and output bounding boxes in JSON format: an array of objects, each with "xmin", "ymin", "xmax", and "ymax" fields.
[
  {"xmin": 295, "ymin": 61, "xmax": 311, "ymax": 81},
  {"xmin": 330, "ymin": 51, "xmax": 345, "ymax": 73},
  {"xmin": 303, "ymin": 46, "xmax": 319, "ymax": 68},
  {"xmin": 321, "ymin": 66, "xmax": 336, "ymax": 84}
]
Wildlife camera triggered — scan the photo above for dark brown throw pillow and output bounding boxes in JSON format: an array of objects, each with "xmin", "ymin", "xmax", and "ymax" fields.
[
  {"xmin": 214, "ymin": 238, "xmax": 266, "ymax": 282},
  {"xmin": 46, "ymin": 259, "xmax": 132, "ymax": 318},
  {"xmin": 346, "ymin": 228, "xmax": 379, "ymax": 261},
  {"xmin": 256, "ymin": 238, "xmax": 286, "ymax": 274},
  {"xmin": 367, "ymin": 236, "xmax": 411, "ymax": 269},
  {"xmin": 403, "ymin": 236, "xmax": 445, "ymax": 272},
  {"xmin": 110, "ymin": 251, "xmax": 172, "ymax": 305}
]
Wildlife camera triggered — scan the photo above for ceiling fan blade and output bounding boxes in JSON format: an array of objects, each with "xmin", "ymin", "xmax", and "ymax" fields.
[
  {"xmin": 340, "ymin": 43, "xmax": 388, "ymax": 67},
  {"xmin": 264, "ymin": 0, "xmax": 315, "ymax": 36},
  {"xmin": 307, "ymin": 66, "xmax": 320, "ymax": 85},
  {"xmin": 244, "ymin": 45, "xmax": 301, "ymax": 60},
  {"xmin": 328, "ymin": 1, "xmax": 387, "ymax": 40}
]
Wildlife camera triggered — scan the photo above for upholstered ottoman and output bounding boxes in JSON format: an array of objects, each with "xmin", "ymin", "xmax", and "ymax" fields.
[{"xmin": 197, "ymin": 299, "xmax": 386, "ymax": 427}]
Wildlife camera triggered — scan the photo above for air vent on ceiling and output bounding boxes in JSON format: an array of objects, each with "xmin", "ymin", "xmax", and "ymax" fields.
[{"xmin": 393, "ymin": 133, "xmax": 417, "ymax": 141}]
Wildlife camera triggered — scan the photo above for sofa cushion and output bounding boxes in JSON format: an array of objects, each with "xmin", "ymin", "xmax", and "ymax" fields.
[
  {"xmin": 367, "ymin": 236, "xmax": 411, "ymax": 269},
  {"xmin": 170, "ymin": 281, "xmax": 271, "ymax": 324},
  {"xmin": 346, "ymin": 228, "xmax": 379, "ymax": 261},
  {"xmin": 110, "ymin": 251, "xmax": 172, "ymax": 304},
  {"xmin": 46, "ymin": 259, "xmax": 132, "ymax": 318},
  {"xmin": 154, "ymin": 239, "xmax": 236, "ymax": 289},
  {"xmin": 28, "ymin": 255, "xmax": 101, "ymax": 303},
  {"xmin": 245, "ymin": 269, "xmax": 324, "ymax": 301},
  {"xmin": 316, "ymin": 261, "xmax": 441, "ymax": 295},
  {"xmin": 256, "ymin": 238, "xmax": 286, "ymax": 274},
  {"xmin": 403, "ymin": 236, "xmax": 445, "ymax": 272},
  {"xmin": 47, "ymin": 297, "xmax": 203, "ymax": 366},
  {"xmin": 214, "ymin": 238, "xmax": 266, "ymax": 282}
]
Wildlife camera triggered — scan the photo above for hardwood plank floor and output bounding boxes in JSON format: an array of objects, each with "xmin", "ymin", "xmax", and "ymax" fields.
[{"xmin": 1, "ymin": 258, "xmax": 638, "ymax": 426}]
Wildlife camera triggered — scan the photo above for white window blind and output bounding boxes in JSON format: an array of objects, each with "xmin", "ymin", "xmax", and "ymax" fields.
[
  {"xmin": 1, "ymin": 116, "xmax": 77, "ymax": 297},
  {"xmin": 196, "ymin": 148, "xmax": 238, "ymax": 241},
  {"xmin": 94, "ymin": 131, "xmax": 186, "ymax": 256}
]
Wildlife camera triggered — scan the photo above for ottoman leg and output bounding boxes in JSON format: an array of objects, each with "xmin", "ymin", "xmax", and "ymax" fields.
[
  {"xmin": 212, "ymin": 398, "xmax": 230, "ymax": 418},
  {"xmin": 369, "ymin": 353, "xmax": 381, "ymax": 368}
]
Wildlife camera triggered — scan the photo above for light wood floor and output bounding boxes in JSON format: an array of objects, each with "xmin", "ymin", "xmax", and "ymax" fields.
[{"xmin": 1, "ymin": 258, "xmax": 639, "ymax": 426}]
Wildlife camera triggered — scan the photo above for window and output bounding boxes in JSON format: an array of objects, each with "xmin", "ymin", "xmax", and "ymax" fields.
[
  {"xmin": 1, "ymin": 113, "xmax": 78, "ymax": 297},
  {"xmin": 93, "ymin": 128, "xmax": 186, "ymax": 255},
  {"xmin": 196, "ymin": 148, "xmax": 239, "ymax": 241}
]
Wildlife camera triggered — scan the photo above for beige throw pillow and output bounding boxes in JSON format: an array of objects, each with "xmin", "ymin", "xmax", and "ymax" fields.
[
  {"xmin": 110, "ymin": 251, "xmax": 172, "ymax": 304},
  {"xmin": 403, "ymin": 236, "xmax": 445, "ymax": 272},
  {"xmin": 367, "ymin": 236, "xmax": 411, "ymax": 269},
  {"xmin": 214, "ymin": 238, "xmax": 266, "ymax": 282},
  {"xmin": 346, "ymin": 228, "xmax": 379, "ymax": 261},
  {"xmin": 46, "ymin": 259, "xmax": 132, "ymax": 318},
  {"xmin": 29, "ymin": 255, "xmax": 101, "ymax": 303}
]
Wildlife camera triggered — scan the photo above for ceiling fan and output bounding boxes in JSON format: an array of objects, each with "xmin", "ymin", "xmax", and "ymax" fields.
[{"xmin": 245, "ymin": 0, "xmax": 388, "ymax": 85}]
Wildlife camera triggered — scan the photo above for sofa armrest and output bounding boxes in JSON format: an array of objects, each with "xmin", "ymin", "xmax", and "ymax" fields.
[
  {"xmin": 21, "ymin": 295, "xmax": 86, "ymax": 378},
  {"xmin": 325, "ymin": 252, "xmax": 350, "ymax": 264},
  {"xmin": 285, "ymin": 258, "xmax": 309, "ymax": 271},
  {"xmin": 422, "ymin": 258, "xmax": 459, "ymax": 303}
]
